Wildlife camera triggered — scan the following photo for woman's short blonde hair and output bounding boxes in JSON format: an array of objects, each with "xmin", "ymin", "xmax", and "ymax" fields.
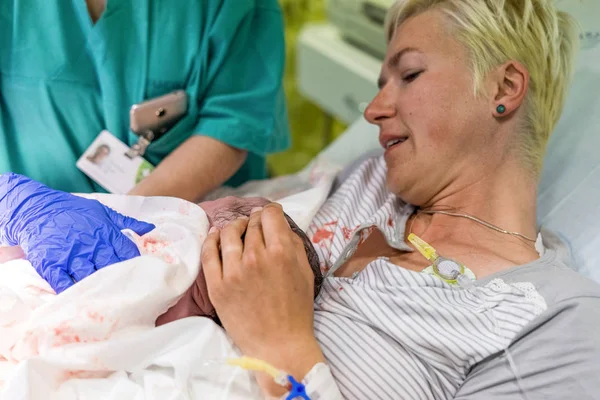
[{"xmin": 385, "ymin": 0, "xmax": 579, "ymax": 174}]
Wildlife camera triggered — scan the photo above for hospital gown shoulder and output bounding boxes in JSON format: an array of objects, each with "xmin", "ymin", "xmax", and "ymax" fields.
[
  {"xmin": 455, "ymin": 229, "xmax": 600, "ymax": 400},
  {"xmin": 483, "ymin": 227, "xmax": 600, "ymax": 304}
]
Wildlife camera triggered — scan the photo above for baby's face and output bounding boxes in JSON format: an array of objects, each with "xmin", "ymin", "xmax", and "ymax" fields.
[{"xmin": 155, "ymin": 197, "xmax": 322, "ymax": 326}]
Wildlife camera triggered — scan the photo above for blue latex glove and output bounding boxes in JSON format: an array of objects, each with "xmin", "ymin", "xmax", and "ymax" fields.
[{"xmin": 0, "ymin": 173, "xmax": 155, "ymax": 293}]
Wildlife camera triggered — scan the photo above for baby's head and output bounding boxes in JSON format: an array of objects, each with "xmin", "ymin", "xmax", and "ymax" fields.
[{"xmin": 156, "ymin": 197, "xmax": 322, "ymax": 326}]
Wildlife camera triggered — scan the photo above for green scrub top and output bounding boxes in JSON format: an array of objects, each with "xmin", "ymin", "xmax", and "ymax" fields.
[{"xmin": 0, "ymin": 0, "xmax": 290, "ymax": 193}]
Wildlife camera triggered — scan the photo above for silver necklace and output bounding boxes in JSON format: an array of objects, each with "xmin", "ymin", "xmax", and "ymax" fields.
[{"xmin": 418, "ymin": 209, "xmax": 537, "ymax": 243}]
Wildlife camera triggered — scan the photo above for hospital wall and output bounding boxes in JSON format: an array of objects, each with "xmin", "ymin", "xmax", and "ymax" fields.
[{"xmin": 267, "ymin": 0, "xmax": 348, "ymax": 176}]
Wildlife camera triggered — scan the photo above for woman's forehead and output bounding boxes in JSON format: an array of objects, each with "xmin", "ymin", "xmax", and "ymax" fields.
[{"xmin": 387, "ymin": 9, "xmax": 464, "ymax": 61}]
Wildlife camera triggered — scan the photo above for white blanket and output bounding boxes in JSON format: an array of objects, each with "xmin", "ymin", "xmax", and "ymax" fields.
[
  {"xmin": 0, "ymin": 195, "xmax": 265, "ymax": 400},
  {"xmin": 0, "ymin": 160, "xmax": 340, "ymax": 400}
]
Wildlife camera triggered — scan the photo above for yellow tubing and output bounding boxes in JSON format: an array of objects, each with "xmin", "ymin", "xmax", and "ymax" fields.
[{"xmin": 226, "ymin": 356, "xmax": 284, "ymax": 381}]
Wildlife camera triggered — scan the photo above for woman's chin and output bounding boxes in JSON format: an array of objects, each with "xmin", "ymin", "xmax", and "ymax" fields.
[
  {"xmin": 386, "ymin": 177, "xmax": 408, "ymax": 200},
  {"xmin": 386, "ymin": 173, "xmax": 425, "ymax": 206}
]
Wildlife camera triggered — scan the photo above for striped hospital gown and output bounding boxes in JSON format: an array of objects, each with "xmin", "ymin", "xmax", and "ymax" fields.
[{"xmin": 306, "ymin": 156, "xmax": 547, "ymax": 399}]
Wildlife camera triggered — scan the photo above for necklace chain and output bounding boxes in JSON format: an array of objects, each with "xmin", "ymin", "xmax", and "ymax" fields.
[{"xmin": 416, "ymin": 209, "xmax": 537, "ymax": 243}]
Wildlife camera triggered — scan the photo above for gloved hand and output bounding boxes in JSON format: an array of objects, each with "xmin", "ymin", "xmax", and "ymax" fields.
[{"xmin": 0, "ymin": 173, "xmax": 155, "ymax": 293}]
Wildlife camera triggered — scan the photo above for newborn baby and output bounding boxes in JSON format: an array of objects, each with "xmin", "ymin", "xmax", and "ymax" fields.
[
  {"xmin": 156, "ymin": 196, "xmax": 323, "ymax": 326},
  {"xmin": 0, "ymin": 196, "xmax": 323, "ymax": 326}
]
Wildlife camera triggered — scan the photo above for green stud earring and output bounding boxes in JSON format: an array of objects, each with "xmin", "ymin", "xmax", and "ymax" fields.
[{"xmin": 496, "ymin": 104, "xmax": 506, "ymax": 114}]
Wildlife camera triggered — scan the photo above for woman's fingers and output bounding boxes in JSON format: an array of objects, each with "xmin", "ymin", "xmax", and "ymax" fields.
[
  {"xmin": 261, "ymin": 203, "xmax": 293, "ymax": 248},
  {"xmin": 220, "ymin": 217, "xmax": 249, "ymax": 277},
  {"xmin": 244, "ymin": 207, "xmax": 265, "ymax": 250},
  {"xmin": 202, "ymin": 227, "xmax": 223, "ymax": 285}
]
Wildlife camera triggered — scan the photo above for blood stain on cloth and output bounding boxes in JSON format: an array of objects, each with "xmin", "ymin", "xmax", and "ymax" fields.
[
  {"xmin": 60, "ymin": 370, "xmax": 110, "ymax": 383},
  {"xmin": 358, "ymin": 226, "xmax": 376, "ymax": 246},
  {"xmin": 312, "ymin": 220, "xmax": 338, "ymax": 244},
  {"xmin": 312, "ymin": 228, "xmax": 334, "ymax": 244},
  {"xmin": 342, "ymin": 227, "xmax": 353, "ymax": 240},
  {"xmin": 52, "ymin": 322, "xmax": 83, "ymax": 347},
  {"xmin": 87, "ymin": 311, "xmax": 105, "ymax": 323},
  {"xmin": 49, "ymin": 315, "xmax": 119, "ymax": 348},
  {"xmin": 342, "ymin": 225, "xmax": 360, "ymax": 240},
  {"xmin": 388, "ymin": 217, "xmax": 394, "ymax": 227},
  {"xmin": 140, "ymin": 237, "xmax": 170, "ymax": 256},
  {"xmin": 24, "ymin": 285, "xmax": 55, "ymax": 296},
  {"xmin": 19, "ymin": 331, "xmax": 40, "ymax": 357}
]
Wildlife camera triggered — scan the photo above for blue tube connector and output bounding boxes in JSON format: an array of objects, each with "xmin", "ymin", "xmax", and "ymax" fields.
[{"xmin": 286, "ymin": 375, "xmax": 310, "ymax": 400}]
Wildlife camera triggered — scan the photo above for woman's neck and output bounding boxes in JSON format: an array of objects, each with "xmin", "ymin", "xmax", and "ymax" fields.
[
  {"xmin": 422, "ymin": 158, "xmax": 538, "ymax": 239},
  {"xmin": 408, "ymin": 160, "xmax": 540, "ymax": 275}
]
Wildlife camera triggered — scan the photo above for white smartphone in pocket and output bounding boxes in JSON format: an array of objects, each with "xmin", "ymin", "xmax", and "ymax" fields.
[{"xmin": 130, "ymin": 90, "xmax": 188, "ymax": 136}]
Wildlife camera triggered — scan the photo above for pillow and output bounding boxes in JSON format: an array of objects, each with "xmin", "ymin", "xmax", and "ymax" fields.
[{"xmin": 537, "ymin": 42, "xmax": 600, "ymax": 282}]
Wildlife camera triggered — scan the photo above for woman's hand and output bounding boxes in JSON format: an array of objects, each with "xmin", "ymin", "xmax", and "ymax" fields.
[{"xmin": 202, "ymin": 203, "xmax": 325, "ymax": 394}]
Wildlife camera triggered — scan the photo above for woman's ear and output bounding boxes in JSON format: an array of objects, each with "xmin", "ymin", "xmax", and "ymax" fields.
[{"xmin": 492, "ymin": 61, "xmax": 529, "ymax": 118}]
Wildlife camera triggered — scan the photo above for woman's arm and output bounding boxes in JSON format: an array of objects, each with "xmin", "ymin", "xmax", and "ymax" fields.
[{"xmin": 202, "ymin": 203, "xmax": 345, "ymax": 398}]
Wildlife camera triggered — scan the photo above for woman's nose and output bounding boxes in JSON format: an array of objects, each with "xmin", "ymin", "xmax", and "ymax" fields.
[{"xmin": 364, "ymin": 87, "xmax": 397, "ymax": 124}]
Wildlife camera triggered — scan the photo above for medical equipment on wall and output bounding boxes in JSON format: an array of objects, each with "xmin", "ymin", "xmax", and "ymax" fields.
[
  {"xmin": 326, "ymin": 0, "xmax": 393, "ymax": 59},
  {"xmin": 327, "ymin": 0, "xmax": 599, "ymax": 59},
  {"xmin": 297, "ymin": 24, "xmax": 381, "ymax": 125}
]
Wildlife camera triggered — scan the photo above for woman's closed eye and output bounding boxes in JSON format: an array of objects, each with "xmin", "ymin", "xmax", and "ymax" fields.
[{"xmin": 402, "ymin": 70, "xmax": 423, "ymax": 83}]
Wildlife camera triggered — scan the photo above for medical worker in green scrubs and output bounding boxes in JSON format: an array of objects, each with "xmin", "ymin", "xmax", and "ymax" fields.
[{"xmin": 0, "ymin": 0, "xmax": 290, "ymax": 201}]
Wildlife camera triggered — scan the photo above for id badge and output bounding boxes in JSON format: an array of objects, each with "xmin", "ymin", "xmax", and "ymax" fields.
[{"xmin": 76, "ymin": 130, "xmax": 155, "ymax": 194}]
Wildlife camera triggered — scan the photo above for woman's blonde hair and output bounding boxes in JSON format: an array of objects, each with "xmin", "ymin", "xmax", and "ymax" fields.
[{"xmin": 385, "ymin": 0, "xmax": 579, "ymax": 174}]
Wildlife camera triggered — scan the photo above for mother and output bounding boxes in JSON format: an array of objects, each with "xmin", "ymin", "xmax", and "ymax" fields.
[{"xmin": 202, "ymin": 0, "xmax": 600, "ymax": 399}]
